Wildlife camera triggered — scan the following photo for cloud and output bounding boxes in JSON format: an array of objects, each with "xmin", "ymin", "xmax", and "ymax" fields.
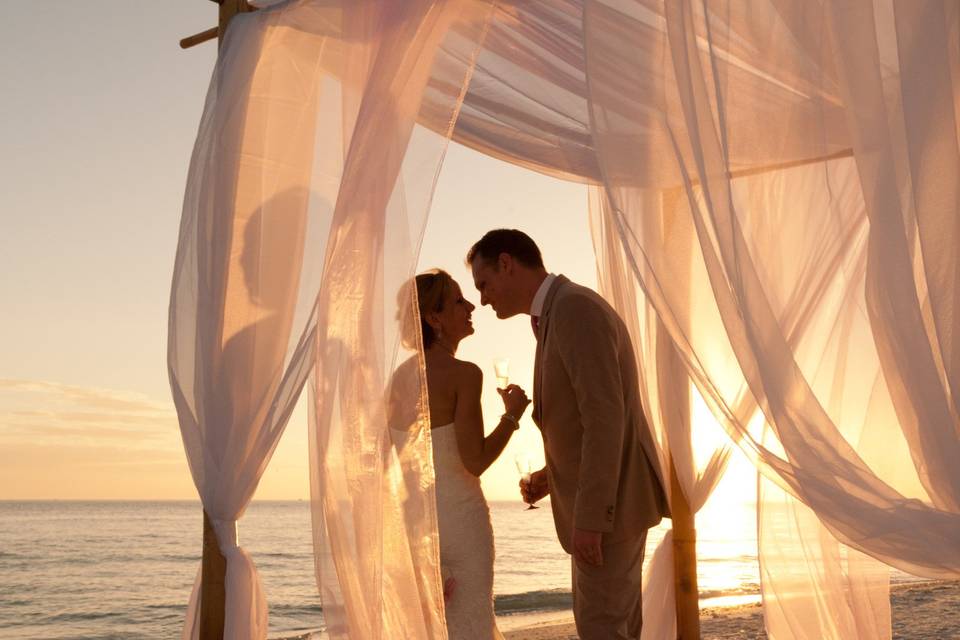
[
  {"xmin": 0, "ymin": 441, "xmax": 196, "ymax": 499},
  {"xmin": 0, "ymin": 378, "xmax": 180, "ymax": 449},
  {"xmin": 9, "ymin": 410, "xmax": 171, "ymax": 425},
  {"xmin": 0, "ymin": 378, "xmax": 173, "ymax": 413},
  {"xmin": 3, "ymin": 422, "xmax": 172, "ymax": 442},
  {"xmin": 0, "ymin": 379, "xmax": 309, "ymax": 500}
]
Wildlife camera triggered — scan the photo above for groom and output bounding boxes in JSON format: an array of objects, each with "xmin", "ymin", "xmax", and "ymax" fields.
[{"xmin": 468, "ymin": 229, "xmax": 670, "ymax": 639}]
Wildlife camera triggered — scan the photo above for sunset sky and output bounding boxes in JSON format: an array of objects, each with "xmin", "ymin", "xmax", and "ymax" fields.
[{"xmin": 0, "ymin": 2, "xmax": 753, "ymax": 506}]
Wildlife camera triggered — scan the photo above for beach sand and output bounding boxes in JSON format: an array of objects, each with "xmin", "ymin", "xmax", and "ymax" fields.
[{"xmin": 503, "ymin": 581, "xmax": 960, "ymax": 639}]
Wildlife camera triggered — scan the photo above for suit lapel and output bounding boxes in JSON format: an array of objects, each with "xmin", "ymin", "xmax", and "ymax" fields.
[{"xmin": 533, "ymin": 275, "xmax": 569, "ymax": 425}]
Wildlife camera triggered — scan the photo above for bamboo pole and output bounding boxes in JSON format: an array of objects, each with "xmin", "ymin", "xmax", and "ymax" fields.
[
  {"xmin": 218, "ymin": 0, "xmax": 255, "ymax": 50},
  {"xmin": 180, "ymin": 27, "xmax": 219, "ymax": 50},
  {"xmin": 179, "ymin": 0, "xmax": 257, "ymax": 50},
  {"xmin": 200, "ymin": 510, "xmax": 227, "ymax": 639},
  {"xmin": 654, "ymin": 185, "xmax": 700, "ymax": 639},
  {"xmin": 726, "ymin": 148, "xmax": 853, "ymax": 181},
  {"xmin": 192, "ymin": 4, "xmax": 254, "ymax": 638},
  {"xmin": 670, "ymin": 459, "xmax": 701, "ymax": 639}
]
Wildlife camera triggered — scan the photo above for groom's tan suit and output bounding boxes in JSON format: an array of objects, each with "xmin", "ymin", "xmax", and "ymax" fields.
[{"xmin": 532, "ymin": 275, "xmax": 669, "ymax": 639}]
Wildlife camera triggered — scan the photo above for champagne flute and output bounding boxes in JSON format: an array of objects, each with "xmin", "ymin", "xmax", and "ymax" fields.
[
  {"xmin": 493, "ymin": 357, "xmax": 510, "ymax": 390},
  {"xmin": 514, "ymin": 453, "xmax": 539, "ymax": 510}
]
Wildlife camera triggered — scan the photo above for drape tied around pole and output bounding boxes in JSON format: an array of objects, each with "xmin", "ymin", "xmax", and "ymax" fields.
[
  {"xmin": 213, "ymin": 520, "xmax": 267, "ymax": 640},
  {"xmin": 212, "ymin": 519, "xmax": 239, "ymax": 550},
  {"xmin": 179, "ymin": 517, "xmax": 267, "ymax": 640},
  {"xmin": 209, "ymin": 518, "xmax": 267, "ymax": 640}
]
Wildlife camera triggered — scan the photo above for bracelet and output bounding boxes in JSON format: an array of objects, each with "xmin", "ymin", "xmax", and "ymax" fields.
[{"xmin": 501, "ymin": 413, "xmax": 520, "ymax": 430}]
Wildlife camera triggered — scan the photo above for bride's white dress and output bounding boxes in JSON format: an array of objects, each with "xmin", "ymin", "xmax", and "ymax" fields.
[{"xmin": 431, "ymin": 423, "xmax": 503, "ymax": 640}]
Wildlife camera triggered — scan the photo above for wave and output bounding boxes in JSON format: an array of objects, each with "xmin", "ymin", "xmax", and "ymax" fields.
[
  {"xmin": 495, "ymin": 589, "xmax": 573, "ymax": 615},
  {"xmin": 269, "ymin": 603, "xmax": 323, "ymax": 615},
  {"xmin": 698, "ymin": 585, "xmax": 760, "ymax": 600},
  {"xmin": 158, "ymin": 553, "xmax": 200, "ymax": 563},
  {"xmin": 39, "ymin": 611, "xmax": 128, "ymax": 624}
]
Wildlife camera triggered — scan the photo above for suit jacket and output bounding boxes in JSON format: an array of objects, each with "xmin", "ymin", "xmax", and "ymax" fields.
[{"xmin": 533, "ymin": 275, "xmax": 670, "ymax": 552}]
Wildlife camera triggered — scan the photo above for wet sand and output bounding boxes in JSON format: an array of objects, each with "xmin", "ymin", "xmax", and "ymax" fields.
[{"xmin": 503, "ymin": 580, "xmax": 960, "ymax": 639}]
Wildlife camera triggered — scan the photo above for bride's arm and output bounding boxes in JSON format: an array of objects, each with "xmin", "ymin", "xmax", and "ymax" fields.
[{"xmin": 453, "ymin": 362, "xmax": 526, "ymax": 477}]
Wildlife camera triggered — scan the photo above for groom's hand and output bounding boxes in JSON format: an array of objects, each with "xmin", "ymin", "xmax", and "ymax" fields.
[
  {"xmin": 572, "ymin": 528, "xmax": 603, "ymax": 566},
  {"xmin": 520, "ymin": 467, "xmax": 549, "ymax": 504}
]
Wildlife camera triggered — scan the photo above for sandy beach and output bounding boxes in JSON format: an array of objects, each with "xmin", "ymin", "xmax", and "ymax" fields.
[{"xmin": 503, "ymin": 581, "xmax": 960, "ymax": 639}]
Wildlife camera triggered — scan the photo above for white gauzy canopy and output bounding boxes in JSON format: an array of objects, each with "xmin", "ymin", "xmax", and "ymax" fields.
[{"xmin": 168, "ymin": 1, "xmax": 960, "ymax": 638}]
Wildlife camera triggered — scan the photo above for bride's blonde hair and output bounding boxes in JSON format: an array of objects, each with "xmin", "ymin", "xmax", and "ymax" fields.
[{"xmin": 398, "ymin": 269, "xmax": 453, "ymax": 350}]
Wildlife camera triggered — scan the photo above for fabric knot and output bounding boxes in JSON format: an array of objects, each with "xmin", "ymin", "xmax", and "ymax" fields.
[{"xmin": 212, "ymin": 518, "xmax": 240, "ymax": 552}]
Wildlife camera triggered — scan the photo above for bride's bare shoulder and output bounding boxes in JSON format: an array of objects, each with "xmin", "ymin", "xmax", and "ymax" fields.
[{"xmin": 453, "ymin": 359, "xmax": 482, "ymax": 389}]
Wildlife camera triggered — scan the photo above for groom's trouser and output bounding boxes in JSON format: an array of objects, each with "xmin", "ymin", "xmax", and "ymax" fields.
[{"xmin": 571, "ymin": 530, "xmax": 647, "ymax": 640}]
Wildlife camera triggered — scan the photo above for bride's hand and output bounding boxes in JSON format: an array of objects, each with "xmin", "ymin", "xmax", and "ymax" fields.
[{"xmin": 498, "ymin": 384, "xmax": 531, "ymax": 418}]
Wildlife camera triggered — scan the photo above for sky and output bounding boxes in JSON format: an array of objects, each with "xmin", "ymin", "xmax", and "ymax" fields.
[
  {"xmin": 1, "ymin": 2, "xmax": 218, "ymax": 499},
  {"xmin": 0, "ymin": 2, "xmax": 754, "ymax": 506}
]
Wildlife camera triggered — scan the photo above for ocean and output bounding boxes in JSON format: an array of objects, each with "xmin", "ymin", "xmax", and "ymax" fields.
[{"xmin": 0, "ymin": 499, "xmax": 874, "ymax": 638}]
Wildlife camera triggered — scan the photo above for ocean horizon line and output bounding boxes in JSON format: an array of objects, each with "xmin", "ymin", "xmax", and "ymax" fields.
[
  {"xmin": 0, "ymin": 498, "xmax": 760, "ymax": 506},
  {"xmin": 0, "ymin": 498, "xmax": 567, "ymax": 505}
]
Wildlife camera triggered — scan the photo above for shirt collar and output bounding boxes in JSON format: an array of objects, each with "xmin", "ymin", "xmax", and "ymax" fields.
[{"xmin": 530, "ymin": 273, "xmax": 556, "ymax": 317}]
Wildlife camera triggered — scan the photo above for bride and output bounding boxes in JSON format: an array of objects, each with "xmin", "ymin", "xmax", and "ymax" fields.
[{"xmin": 405, "ymin": 268, "xmax": 531, "ymax": 639}]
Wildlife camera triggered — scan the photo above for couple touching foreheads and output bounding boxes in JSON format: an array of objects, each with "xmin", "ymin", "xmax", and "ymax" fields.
[{"xmin": 412, "ymin": 229, "xmax": 669, "ymax": 640}]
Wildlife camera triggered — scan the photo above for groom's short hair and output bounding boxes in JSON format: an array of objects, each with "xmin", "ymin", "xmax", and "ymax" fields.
[{"xmin": 467, "ymin": 229, "xmax": 544, "ymax": 270}]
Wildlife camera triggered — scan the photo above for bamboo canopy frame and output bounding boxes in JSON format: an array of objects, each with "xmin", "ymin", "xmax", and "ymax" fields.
[{"xmin": 177, "ymin": 3, "xmax": 856, "ymax": 639}]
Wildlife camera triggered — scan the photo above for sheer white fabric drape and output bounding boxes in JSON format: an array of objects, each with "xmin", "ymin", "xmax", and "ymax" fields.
[
  {"xmin": 170, "ymin": 3, "xmax": 340, "ymax": 637},
  {"xmin": 453, "ymin": 0, "xmax": 958, "ymax": 634},
  {"xmin": 576, "ymin": 0, "xmax": 960, "ymax": 637},
  {"xmin": 583, "ymin": 0, "xmax": 960, "ymax": 575},
  {"xmin": 172, "ymin": 1, "xmax": 496, "ymax": 637},
  {"xmin": 173, "ymin": 1, "xmax": 960, "ymax": 638},
  {"xmin": 300, "ymin": 2, "xmax": 495, "ymax": 638}
]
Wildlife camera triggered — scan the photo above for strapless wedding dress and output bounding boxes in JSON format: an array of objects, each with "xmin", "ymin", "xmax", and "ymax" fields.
[{"xmin": 431, "ymin": 423, "xmax": 503, "ymax": 640}]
